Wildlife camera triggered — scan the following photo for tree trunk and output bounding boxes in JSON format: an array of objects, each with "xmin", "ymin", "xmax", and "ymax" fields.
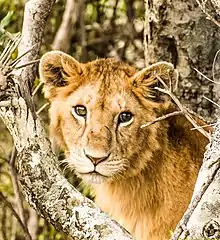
[
  {"xmin": 145, "ymin": 1, "xmax": 220, "ymax": 239},
  {"xmin": 171, "ymin": 120, "xmax": 220, "ymax": 239},
  {"xmin": 146, "ymin": 0, "xmax": 220, "ymax": 119}
]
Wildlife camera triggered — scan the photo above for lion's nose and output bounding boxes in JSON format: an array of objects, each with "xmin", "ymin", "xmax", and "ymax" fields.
[{"xmin": 85, "ymin": 153, "xmax": 109, "ymax": 165}]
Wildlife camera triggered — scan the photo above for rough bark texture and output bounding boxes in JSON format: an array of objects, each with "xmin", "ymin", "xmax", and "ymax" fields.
[
  {"xmin": 187, "ymin": 120, "xmax": 220, "ymax": 239},
  {"xmin": 147, "ymin": 1, "xmax": 220, "ymax": 239},
  {"xmin": 0, "ymin": 0, "xmax": 133, "ymax": 239},
  {"xmin": 147, "ymin": 0, "xmax": 220, "ymax": 119},
  {"xmin": 18, "ymin": 0, "xmax": 55, "ymax": 117},
  {"xmin": 171, "ymin": 121, "xmax": 220, "ymax": 239}
]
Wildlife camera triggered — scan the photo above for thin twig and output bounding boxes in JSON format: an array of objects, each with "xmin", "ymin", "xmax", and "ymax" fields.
[
  {"xmin": 36, "ymin": 102, "xmax": 49, "ymax": 115},
  {"xmin": 191, "ymin": 122, "xmax": 216, "ymax": 131},
  {"xmin": 10, "ymin": 43, "xmax": 40, "ymax": 68},
  {"xmin": 32, "ymin": 81, "xmax": 43, "ymax": 97},
  {"xmin": 14, "ymin": 59, "xmax": 40, "ymax": 70},
  {"xmin": 0, "ymin": 192, "xmax": 32, "ymax": 240},
  {"xmin": 212, "ymin": 49, "xmax": 220, "ymax": 83},
  {"xmin": 193, "ymin": 67, "xmax": 220, "ymax": 84},
  {"xmin": 141, "ymin": 111, "xmax": 183, "ymax": 128},
  {"xmin": 9, "ymin": 147, "xmax": 27, "ymax": 228},
  {"xmin": 196, "ymin": 0, "xmax": 220, "ymax": 27},
  {"xmin": 155, "ymin": 74, "xmax": 211, "ymax": 141},
  {"xmin": 203, "ymin": 95, "xmax": 220, "ymax": 108},
  {"xmin": 0, "ymin": 33, "xmax": 22, "ymax": 66},
  {"xmin": 0, "ymin": 39, "xmax": 13, "ymax": 63},
  {"xmin": 0, "ymin": 34, "xmax": 21, "ymax": 65}
]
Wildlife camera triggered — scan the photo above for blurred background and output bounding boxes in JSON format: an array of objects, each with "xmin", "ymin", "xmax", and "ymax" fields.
[{"xmin": 0, "ymin": 0, "xmax": 220, "ymax": 239}]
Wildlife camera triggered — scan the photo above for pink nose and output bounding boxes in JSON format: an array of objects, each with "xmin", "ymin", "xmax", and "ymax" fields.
[{"xmin": 85, "ymin": 153, "xmax": 109, "ymax": 165}]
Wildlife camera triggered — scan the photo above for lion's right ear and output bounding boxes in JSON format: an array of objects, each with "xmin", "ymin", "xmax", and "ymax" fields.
[{"xmin": 39, "ymin": 51, "xmax": 82, "ymax": 100}]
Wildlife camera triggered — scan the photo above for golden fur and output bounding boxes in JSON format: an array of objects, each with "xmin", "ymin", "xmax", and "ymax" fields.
[{"xmin": 39, "ymin": 51, "xmax": 210, "ymax": 240}]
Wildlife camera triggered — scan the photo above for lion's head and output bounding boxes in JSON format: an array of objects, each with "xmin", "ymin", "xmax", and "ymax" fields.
[{"xmin": 40, "ymin": 51, "xmax": 178, "ymax": 184}]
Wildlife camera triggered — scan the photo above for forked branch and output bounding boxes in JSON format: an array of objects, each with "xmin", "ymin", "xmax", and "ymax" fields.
[{"xmin": 141, "ymin": 73, "xmax": 211, "ymax": 141}]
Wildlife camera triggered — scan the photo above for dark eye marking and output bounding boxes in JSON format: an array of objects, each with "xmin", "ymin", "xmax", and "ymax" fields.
[
  {"xmin": 72, "ymin": 105, "xmax": 87, "ymax": 118},
  {"xmin": 118, "ymin": 111, "xmax": 133, "ymax": 125}
]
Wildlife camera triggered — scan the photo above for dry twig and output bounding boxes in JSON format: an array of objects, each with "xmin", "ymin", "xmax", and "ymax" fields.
[
  {"xmin": 141, "ymin": 111, "xmax": 183, "ymax": 128},
  {"xmin": 36, "ymin": 102, "xmax": 49, "ymax": 115},
  {"xmin": 155, "ymin": 74, "xmax": 211, "ymax": 140},
  {"xmin": 191, "ymin": 122, "xmax": 216, "ymax": 131},
  {"xmin": 203, "ymin": 95, "xmax": 220, "ymax": 108},
  {"xmin": 32, "ymin": 81, "xmax": 43, "ymax": 97},
  {"xmin": 212, "ymin": 49, "xmax": 220, "ymax": 82},
  {"xmin": 9, "ymin": 147, "xmax": 27, "ymax": 229},
  {"xmin": 0, "ymin": 192, "xmax": 32, "ymax": 240},
  {"xmin": 196, "ymin": 0, "xmax": 220, "ymax": 27},
  {"xmin": 193, "ymin": 67, "xmax": 220, "ymax": 84}
]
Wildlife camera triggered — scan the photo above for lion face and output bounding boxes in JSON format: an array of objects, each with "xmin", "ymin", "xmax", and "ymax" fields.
[{"xmin": 40, "ymin": 51, "xmax": 178, "ymax": 184}]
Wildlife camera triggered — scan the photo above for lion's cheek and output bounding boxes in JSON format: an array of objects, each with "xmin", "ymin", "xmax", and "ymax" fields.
[{"xmin": 60, "ymin": 117, "xmax": 85, "ymax": 150}]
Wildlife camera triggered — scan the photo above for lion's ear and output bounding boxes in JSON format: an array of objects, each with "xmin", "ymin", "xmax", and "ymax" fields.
[
  {"xmin": 39, "ymin": 51, "xmax": 82, "ymax": 100},
  {"xmin": 132, "ymin": 62, "xmax": 178, "ymax": 102}
]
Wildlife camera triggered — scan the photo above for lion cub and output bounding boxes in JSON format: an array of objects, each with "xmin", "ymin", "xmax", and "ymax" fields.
[{"xmin": 40, "ymin": 51, "xmax": 209, "ymax": 240}]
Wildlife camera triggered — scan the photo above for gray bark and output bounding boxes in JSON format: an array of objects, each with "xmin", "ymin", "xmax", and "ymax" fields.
[
  {"xmin": 187, "ymin": 120, "xmax": 220, "ymax": 239},
  {"xmin": 0, "ymin": 0, "xmax": 133, "ymax": 239},
  {"xmin": 171, "ymin": 121, "xmax": 220, "ymax": 239},
  {"xmin": 1, "ymin": 0, "xmax": 220, "ymax": 239},
  {"xmin": 146, "ymin": 1, "xmax": 220, "ymax": 239},
  {"xmin": 146, "ymin": 0, "xmax": 220, "ymax": 119}
]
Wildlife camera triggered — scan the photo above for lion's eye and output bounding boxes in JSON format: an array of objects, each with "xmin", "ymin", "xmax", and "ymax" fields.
[
  {"xmin": 118, "ymin": 112, "xmax": 133, "ymax": 125},
  {"xmin": 73, "ymin": 105, "xmax": 87, "ymax": 117}
]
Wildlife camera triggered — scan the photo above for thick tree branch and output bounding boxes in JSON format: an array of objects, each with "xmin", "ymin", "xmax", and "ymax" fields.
[
  {"xmin": 17, "ymin": 0, "xmax": 55, "ymax": 119},
  {"xmin": 0, "ymin": 0, "xmax": 133, "ymax": 239},
  {"xmin": 171, "ymin": 120, "xmax": 220, "ymax": 239},
  {"xmin": 52, "ymin": 0, "xmax": 80, "ymax": 52}
]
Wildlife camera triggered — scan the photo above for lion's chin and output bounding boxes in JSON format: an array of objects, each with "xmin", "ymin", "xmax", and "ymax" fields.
[{"xmin": 80, "ymin": 172, "xmax": 108, "ymax": 184}]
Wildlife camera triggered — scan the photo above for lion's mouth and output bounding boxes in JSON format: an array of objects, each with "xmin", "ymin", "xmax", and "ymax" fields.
[{"xmin": 80, "ymin": 171, "xmax": 108, "ymax": 184}]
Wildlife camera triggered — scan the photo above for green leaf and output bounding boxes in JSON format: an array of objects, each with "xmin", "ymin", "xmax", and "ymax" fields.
[{"xmin": 0, "ymin": 11, "xmax": 14, "ymax": 29}]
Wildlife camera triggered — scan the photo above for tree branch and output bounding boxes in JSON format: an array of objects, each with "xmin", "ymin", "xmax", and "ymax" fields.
[
  {"xmin": 171, "ymin": 120, "xmax": 220, "ymax": 239},
  {"xmin": 0, "ymin": 192, "xmax": 32, "ymax": 240},
  {"xmin": 9, "ymin": 147, "xmax": 27, "ymax": 229},
  {"xmin": 52, "ymin": 0, "xmax": 80, "ymax": 52},
  {"xmin": 0, "ymin": 0, "xmax": 134, "ymax": 239},
  {"xmin": 155, "ymin": 74, "xmax": 211, "ymax": 140}
]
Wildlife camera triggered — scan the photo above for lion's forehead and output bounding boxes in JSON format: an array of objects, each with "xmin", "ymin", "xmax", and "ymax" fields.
[{"xmin": 67, "ymin": 81, "xmax": 130, "ymax": 111}]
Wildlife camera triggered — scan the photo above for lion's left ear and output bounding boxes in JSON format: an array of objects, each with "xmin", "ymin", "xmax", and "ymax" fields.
[
  {"xmin": 132, "ymin": 62, "xmax": 178, "ymax": 101},
  {"xmin": 39, "ymin": 51, "xmax": 82, "ymax": 100}
]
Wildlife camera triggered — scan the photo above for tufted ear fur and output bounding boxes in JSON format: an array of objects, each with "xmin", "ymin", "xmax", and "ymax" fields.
[
  {"xmin": 39, "ymin": 51, "xmax": 82, "ymax": 100},
  {"xmin": 132, "ymin": 62, "xmax": 178, "ymax": 103}
]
